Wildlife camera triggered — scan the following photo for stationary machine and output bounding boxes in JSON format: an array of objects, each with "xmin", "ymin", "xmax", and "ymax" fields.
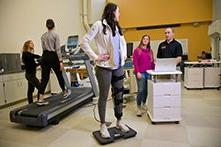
[{"xmin": 10, "ymin": 35, "xmax": 99, "ymax": 127}]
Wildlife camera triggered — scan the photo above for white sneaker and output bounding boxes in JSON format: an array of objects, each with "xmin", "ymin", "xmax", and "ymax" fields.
[
  {"xmin": 136, "ymin": 107, "xmax": 142, "ymax": 117},
  {"xmin": 100, "ymin": 124, "xmax": 110, "ymax": 138},
  {"xmin": 37, "ymin": 94, "xmax": 49, "ymax": 106},
  {"xmin": 36, "ymin": 100, "xmax": 49, "ymax": 106},
  {"xmin": 142, "ymin": 104, "xmax": 148, "ymax": 111},
  {"xmin": 116, "ymin": 120, "xmax": 129, "ymax": 132},
  {"xmin": 63, "ymin": 89, "xmax": 71, "ymax": 99}
]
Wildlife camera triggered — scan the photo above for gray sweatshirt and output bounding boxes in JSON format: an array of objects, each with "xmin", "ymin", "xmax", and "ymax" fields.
[{"xmin": 41, "ymin": 30, "xmax": 62, "ymax": 61}]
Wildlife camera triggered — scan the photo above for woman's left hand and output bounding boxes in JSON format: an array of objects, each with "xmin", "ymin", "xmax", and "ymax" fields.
[
  {"xmin": 137, "ymin": 72, "xmax": 142, "ymax": 80},
  {"xmin": 60, "ymin": 62, "xmax": 64, "ymax": 71}
]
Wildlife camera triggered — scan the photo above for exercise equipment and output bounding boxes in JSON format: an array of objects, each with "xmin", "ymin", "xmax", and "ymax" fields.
[
  {"xmin": 10, "ymin": 53, "xmax": 99, "ymax": 127},
  {"xmin": 93, "ymin": 126, "xmax": 137, "ymax": 145}
]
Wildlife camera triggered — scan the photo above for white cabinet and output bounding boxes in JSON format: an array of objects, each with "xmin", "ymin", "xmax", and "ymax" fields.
[
  {"xmin": 184, "ymin": 61, "xmax": 221, "ymax": 89},
  {"xmin": 0, "ymin": 70, "xmax": 51, "ymax": 106},
  {"xmin": 204, "ymin": 67, "xmax": 221, "ymax": 88},
  {"xmin": 147, "ymin": 70, "xmax": 182, "ymax": 124},
  {"xmin": 0, "ymin": 75, "xmax": 6, "ymax": 106},
  {"xmin": 3, "ymin": 72, "xmax": 27, "ymax": 103},
  {"xmin": 184, "ymin": 67, "xmax": 204, "ymax": 89}
]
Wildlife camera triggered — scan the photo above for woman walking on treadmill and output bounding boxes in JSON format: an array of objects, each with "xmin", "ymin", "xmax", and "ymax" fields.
[
  {"xmin": 22, "ymin": 40, "xmax": 46, "ymax": 105},
  {"xmin": 81, "ymin": 3, "xmax": 129, "ymax": 138},
  {"xmin": 39, "ymin": 19, "xmax": 69, "ymax": 102}
]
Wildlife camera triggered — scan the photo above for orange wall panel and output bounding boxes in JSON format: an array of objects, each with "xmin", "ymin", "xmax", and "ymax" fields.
[{"xmin": 110, "ymin": 0, "xmax": 212, "ymax": 28}]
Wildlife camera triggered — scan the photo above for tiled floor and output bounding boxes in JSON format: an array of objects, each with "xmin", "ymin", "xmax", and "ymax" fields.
[{"xmin": 0, "ymin": 87, "xmax": 221, "ymax": 147}]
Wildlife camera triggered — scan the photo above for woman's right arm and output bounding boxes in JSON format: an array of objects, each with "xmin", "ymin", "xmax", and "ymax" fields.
[
  {"xmin": 133, "ymin": 49, "xmax": 142, "ymax": 79},
  {"xmin": 80, "ymin": 21, "xmax": 100, "ymax": 61},
  {"xmin": 133, "ymin": 49, "xmax": 139, "ymax": 73},
  {"xmin": 32, "ymin": 53, "xmax": 41, "ymax": 59}
]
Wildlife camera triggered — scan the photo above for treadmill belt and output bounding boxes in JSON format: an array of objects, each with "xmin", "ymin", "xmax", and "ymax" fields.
[{"xmin": 17, "ymin": 87, "xmax": 93, "ymax": 117}]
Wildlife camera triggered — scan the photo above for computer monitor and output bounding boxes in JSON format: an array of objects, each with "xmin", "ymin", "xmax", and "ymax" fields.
[
  {"xmin": 127, "ymin": 42, "xmax": 133, "ymax": 58},
  {"xmin": 60, "ymin": 45, "xmax": 66, "ymax": 57},
  {"xmin": 182, "ymin": 55, "xmax": 188, "ymax": 61},
  {"xmin": 67, "ymin": 35, "xmax": 79, "ymax": 49},
  {"xmin": 154, "ymin": 58, "xmax": 177, "ymax": 72},
  {"xmin": 206, "ymin": 53, "xmax": 212, "ymax": 59}
]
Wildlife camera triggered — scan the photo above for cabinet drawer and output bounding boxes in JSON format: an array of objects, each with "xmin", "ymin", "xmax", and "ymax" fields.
[
  {"xmin": 151, "ymin": 95, "xmax": 181, "ymax": 108},
  {"xmin": 3, "ymin": 72, "xmax": 25, "ymax": 81},
  {"xmin": 4, "ymin": 79, "xmax": 27, "ymax": 103},
  {"xmin": 149, "ymin": 81, "xmax": 181, "ymax": 96},
  {"xmin": 150, "ymin": 107, "xmax": 181, "ymax": 120},
  {"xmin": 0, "ymin": 75, "xmax": 3, "ymax": 82}
]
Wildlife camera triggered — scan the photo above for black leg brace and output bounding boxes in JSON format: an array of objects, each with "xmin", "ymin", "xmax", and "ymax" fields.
[
  {"xmin": 111, "ymin": 73, "xmax": 125, "ymax": 105},
  {"xmin": 111, "ymin": 72, "xmax": 125, "ymax": 84}
]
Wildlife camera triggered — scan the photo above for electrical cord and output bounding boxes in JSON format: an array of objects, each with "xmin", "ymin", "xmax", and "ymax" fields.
[
  {"xmin": 92, "ymin": 102, "xmax": 112, "ymax": 127},
  {"xmin": 82, "ymin": 98, "xmax": 113, "ymax": 127}
]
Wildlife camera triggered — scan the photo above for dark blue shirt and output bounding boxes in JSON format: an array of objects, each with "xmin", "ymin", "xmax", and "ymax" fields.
[{"xmin": 157, "ymin": 39, "xmax": 183, "ymax": 58}]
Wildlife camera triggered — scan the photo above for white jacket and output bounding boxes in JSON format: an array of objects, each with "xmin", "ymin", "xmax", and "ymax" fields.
[{"xmin": 80, "ymin": 19, "xmax": 127, "ymax": 69}]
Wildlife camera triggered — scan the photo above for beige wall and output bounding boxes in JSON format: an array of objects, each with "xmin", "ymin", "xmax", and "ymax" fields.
[
  {"xmin": 0, "ymin": 0, "xmax": 86, "ymax": 54},
  {"xmin": 213, "ymin": 0, "xmax": 221, "ymax": 20}
]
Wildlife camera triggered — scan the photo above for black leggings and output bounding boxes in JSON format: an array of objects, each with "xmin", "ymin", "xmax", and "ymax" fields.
[
  {"xmin": 39, "ymin": 51, "xmax": 65, "ymax": 94},
  {"xmin": 25, "ymin": 73, "xmax": 41, "ymax": 104}
]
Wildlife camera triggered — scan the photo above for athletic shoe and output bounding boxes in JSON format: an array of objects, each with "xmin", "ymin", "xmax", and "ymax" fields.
[
  {"xmin": 116, "ymin": 120, "xmax": 130, "ymax": 132},
  {"xmin": 36, "ymin": 100, "xmax": 49, "ymax": 106},
  {"xmin": 100, "ymin": 123, "xmax": 111, "ymax": 138},
  {"xmin": 136, "ymin": 107, "xmax": 142, "ymax": 117},
  {"xmin": 63, "ymin": 89, "xmax": 72, "ymax": 99}
]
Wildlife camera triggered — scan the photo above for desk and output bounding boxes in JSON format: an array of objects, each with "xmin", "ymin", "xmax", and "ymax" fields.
[
  {"xmin": 50, "ymin": 66, "xmax": 87, "ymax": 94},
  {"xmin": 184, "ymin": 60, "xmax": 221, "ymax": 89},
  {"xmin": 147, "ymin": 70, "xmax": 182, "ymax": 124},
  {"xmin": 66, "ymin": 68, "xmax": 87, "ymax": 80}
]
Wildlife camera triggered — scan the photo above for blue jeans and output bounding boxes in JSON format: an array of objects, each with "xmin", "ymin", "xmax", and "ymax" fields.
[{"xmin": 136, "ymin": 72, "xmax": 149, "ymax": 106}]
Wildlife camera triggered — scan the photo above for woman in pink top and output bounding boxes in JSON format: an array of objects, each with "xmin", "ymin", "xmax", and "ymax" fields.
[{"xmin": 133, "ymin": 35, "xmax": 155, "ymax": 117}]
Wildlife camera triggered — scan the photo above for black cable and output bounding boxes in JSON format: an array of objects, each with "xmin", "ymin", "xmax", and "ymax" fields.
[
  {"xmin": 77, "ymin": 96, "xmax": 113, "ymax": 127},
  {"xmin": 92, "ymin": 98, "xmax": 112, "ymax": 127}
]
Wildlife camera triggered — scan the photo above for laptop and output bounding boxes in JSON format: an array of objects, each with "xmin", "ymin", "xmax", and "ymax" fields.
[{"xmin": 154, "ymin": 58, "xmax": 177, "ymax": 72}]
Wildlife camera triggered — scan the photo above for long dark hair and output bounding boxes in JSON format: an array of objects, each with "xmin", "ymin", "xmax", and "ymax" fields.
[
  {"xmin": 138, "ymin": 35, "xmax": 151, "ymax": 49},
  {"xmin": 101, "ymin": 3, "xmax": 123, "ymax": 36}
]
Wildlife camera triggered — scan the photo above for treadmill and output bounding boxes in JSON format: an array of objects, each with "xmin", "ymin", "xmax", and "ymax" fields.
[{"xmin": 10, "ymin": 53, "xmax": 99, "ymax": 127}]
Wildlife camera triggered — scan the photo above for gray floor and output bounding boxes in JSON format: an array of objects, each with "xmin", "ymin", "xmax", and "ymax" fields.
[{"xmin": 0, "ymin": 86, "xmax": 221, "ymax": 147}]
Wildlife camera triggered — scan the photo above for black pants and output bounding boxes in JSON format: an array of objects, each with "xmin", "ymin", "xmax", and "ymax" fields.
[
  {"xmin": 25, "ymin": 72, "xmax": 41, "ymax": 104},
  {"xmin": 40, "ymin": 51, "xmax": 65, "ymax": 94}
]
